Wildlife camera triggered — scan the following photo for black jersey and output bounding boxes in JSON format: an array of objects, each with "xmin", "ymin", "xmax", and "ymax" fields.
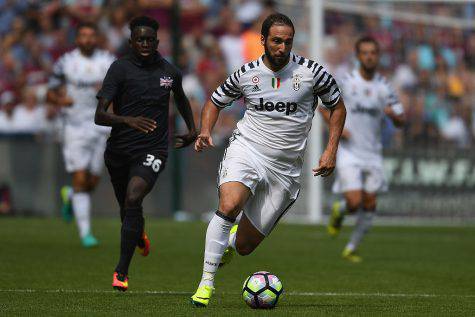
[{"xmin": 97, "ymin": 52, "xmax": 182, "ymax": 159}]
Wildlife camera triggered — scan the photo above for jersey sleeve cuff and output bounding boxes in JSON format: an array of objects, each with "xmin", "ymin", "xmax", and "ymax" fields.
[
  {"xmin": 96, "ymin": 91, "xmax": 114, "ymax": 101},
  {"xmin": 321, "ymin": 94, "xmax": 341, "ymax": 110},
  {"xmin": 211, "ymin": 96, "xmax": 230, "ymax": 108}
]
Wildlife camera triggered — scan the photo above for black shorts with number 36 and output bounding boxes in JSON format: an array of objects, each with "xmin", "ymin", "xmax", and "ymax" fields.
[{"xmin": 104, "ymin": 148, "xmax": 166, "ymax": 188}]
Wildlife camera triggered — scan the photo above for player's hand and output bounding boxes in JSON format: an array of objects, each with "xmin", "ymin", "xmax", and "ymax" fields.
[
  {"xmin": 194, "ymin": 132, "xmax": 214, "ymax": 152},
  {"xmin": 59, "ymin": 96, "xmax": 74, "ymax": 107},
  {"xmin": 313, "ymin": 149, "xmax": 336, "ymax": 177},
  {"xmin": 174, "ymin": 130, "xmax": 197, "ymax": 149},
  {"xmin": 124, "ymin": 116, "xmax": 157, "ymax": 133}
]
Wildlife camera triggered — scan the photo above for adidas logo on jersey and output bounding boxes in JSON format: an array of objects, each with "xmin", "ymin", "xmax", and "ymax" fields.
[
  {"xmin": 255, "ymin": 98, "xmax": 298, "ymax": 115},
  {"xmin": 252, "ymin": 85, "xmax": 261, "ymax": 92}
]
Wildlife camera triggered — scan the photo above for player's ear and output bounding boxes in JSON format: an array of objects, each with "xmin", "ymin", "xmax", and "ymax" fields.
[{"xmin": 260, "ymin": 35, "xmax": 265, "ymax": 46}]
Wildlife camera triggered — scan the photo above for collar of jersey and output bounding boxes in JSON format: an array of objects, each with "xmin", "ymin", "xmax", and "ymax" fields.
[
  {"xmin": 353, "ymin": 68, "xmax": 381, "ymax": 83},
  {"xmin": 259, "ymin": 53, "xmax": 294, "ymax": 75}
]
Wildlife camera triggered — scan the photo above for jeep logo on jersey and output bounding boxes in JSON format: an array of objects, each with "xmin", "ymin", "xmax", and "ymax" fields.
[{"xmin": 256, "ymin": 98, "xmax": 298, "ymax": 115}]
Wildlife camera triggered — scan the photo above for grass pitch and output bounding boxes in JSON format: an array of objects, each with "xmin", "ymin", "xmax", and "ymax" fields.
[{"xmin": 0, "ymin": 218, "xmax": 474, "ymax": 316}]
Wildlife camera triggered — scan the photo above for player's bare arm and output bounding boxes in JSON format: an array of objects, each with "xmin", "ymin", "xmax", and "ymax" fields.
[
  {"xmin": 94, "ymin": 97, "xmax": 157, "ymax": 133},
  {"xmin": 172, "ymin": 83, "xmax": 197, "ymax": 149},
  {"xmin": 319, "ymin": 105, "xmax": 350, "ymax": 139},
  {"xmin": 314, "ymin": 98, "xmax": 346, "ymax": 177},
  {"xmin": 384, "ymin": 105, "xmax": 405, "ymax": 127},
  {"xmin": 194, "ymin": 100, "xmax": 222, "ymax": 152}
]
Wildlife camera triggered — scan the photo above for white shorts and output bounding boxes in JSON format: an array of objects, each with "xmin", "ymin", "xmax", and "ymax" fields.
[
  {"xmin": 332, "ymin": 165, "xmax": 387, "ymax": 194},
  {"xmin": 62, "ymin": 124, "xmax": 108, "ymax": 175},
  {"xmin": 218, "ymin": 138, "xmax": 300, "ymax": 236}
]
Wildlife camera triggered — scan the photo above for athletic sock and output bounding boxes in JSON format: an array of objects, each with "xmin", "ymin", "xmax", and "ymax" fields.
[
  {"xmin": 346, "ymin": 210, "xmax": 374, "ymax": 252},
  {"xmin": 338, "ymin": 199, "xmax": 347, "ymax": 215},
  {"xmin": 198, "ymin": 211, "xmax": 234, "ymax": 288},
  {"xmin": 115, "ymin": 207, "xmax": 144, "ymax": 275},
  {"xmin": 228, "ymin": 228, "xmax": 237, "ymax": 250},
  {"xmin": 72, "ymin": 192, "xmax": 91, "ymax": 238}
]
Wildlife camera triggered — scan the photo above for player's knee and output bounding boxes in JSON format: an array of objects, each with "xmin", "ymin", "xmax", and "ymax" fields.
[
  {"xmin": 219, "ymin": 200, "xmax": 241, "ymax": 218},
  {"xmin": 72, "ymin": 172, "xmax": 89, "ymax": 192},
  {"xmin": 346, "ymin": 200, "xmax": 361, "ymax": 213},
  {"xmin": 235, "ymin": 241, "xmax": 255, "ymax": 256},
  {"xmin": 363, "ymin": 196, "xmax": 377, "ymax": 211},
  {"xmin": 124, "ymin": 190, "xmax": 144, "ymax": 207},
  {"xmin": 363, "ymin": 202, "xmax": 376, "ymax": 212}
]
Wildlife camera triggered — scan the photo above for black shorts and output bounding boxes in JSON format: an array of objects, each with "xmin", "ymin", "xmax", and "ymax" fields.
[{"xmin": 104, "ymin": 148, "xmax": 166, "ymax": 187}]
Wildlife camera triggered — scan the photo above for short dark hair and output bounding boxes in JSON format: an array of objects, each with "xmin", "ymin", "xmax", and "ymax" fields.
[
  {"xmin": 355, "ymin": 36, "xmax": 379, "ymax": 53},
  {"xmin": 261, "ymin": 13, "xmax": 294, "ymax": 39},
  {"xmin": 77, "ymin": 22, "xmax": 97, "ymax": 33},
  {"xmin": 129, "ymin": 16, "xmax": 159, "ymax": 33}
]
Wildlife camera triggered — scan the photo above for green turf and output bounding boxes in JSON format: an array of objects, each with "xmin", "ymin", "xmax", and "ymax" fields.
[{"xmin": 0, "ymin": 218, "xmax": 474, "ymax": 316}]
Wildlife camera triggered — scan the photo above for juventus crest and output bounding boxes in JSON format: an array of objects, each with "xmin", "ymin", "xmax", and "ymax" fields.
[{"xmin": 292, "ymin": 74, "xmax": 303, "ymax": 91}]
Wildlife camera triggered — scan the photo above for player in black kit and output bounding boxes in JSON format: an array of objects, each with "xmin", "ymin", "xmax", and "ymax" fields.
[{"xmin": 94, "ymin": 16, "xmax": 196, "ymax": 291}]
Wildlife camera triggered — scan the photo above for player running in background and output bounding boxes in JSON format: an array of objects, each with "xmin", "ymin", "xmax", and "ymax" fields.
[
  {"xmin": 95, "ymin": 16, "xmax": 196, "ymax": 292},
  {"xmin": 47, "ymin": 23, "xmax": 115, "ymax": 248},
  {"xmin": 190, "ymin": 13, "xmax": 346, "ymax": 307},
  {"xmin": 323, "ymin": 36, "xmax": 405, "ymax": 263}
]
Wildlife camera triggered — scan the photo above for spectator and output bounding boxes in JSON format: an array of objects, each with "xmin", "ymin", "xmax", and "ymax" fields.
[
  {"xmin": 0, "ymin": 91, "xmax": 15, "ymax": 134},
  {"xmin": 63, "ymin": 0, "xmax": 104, "ymax": 24},
  {"xmin": 11, "ymin": 87, "xmax": 48, "ymax": 134},
  {"xmin": 218, "ymin": 18, "xmax": 244, "ymax": 73}
]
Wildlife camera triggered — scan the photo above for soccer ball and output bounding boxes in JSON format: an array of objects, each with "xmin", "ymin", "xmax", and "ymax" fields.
[{"xmin": 242, "ymin": 271, "xmax": 283, "ymax": 309}]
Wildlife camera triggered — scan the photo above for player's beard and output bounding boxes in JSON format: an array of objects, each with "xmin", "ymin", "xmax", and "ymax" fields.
[
  {"xmin": 361, "ymin": 60, "xmax": 378, "ymax": 75},
  {"xmin": 264, "ymin": 45, "xmax": 289, "ymax": 69},
  {"xmin": 80, "ymin": 45, "xmax": 95, "ymax": 57}
]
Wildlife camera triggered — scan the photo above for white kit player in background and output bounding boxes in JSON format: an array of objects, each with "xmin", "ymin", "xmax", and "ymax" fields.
[
  {"xmin": 190, "ymin": 13, "xmax": 346, "ymax": 307},
  {"xmin": 47, "ymin": 23, "xmax": 115, "ymax": 248},
  {"xmin": 323, "ymin": 36, "xmax": 405, "ymax": 263}
]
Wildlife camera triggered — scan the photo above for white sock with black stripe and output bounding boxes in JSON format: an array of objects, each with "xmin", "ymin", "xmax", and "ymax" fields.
[
  {"xmin": 198, "ymin": 211, "xmax": 234, "ymax": 288},
  {"xmin": 346, "ymin": 210, "xmax": 374, "ymax": 252}
]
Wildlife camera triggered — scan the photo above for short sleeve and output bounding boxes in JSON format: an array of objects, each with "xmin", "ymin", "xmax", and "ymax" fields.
[
  {"xmin": 48, "ymin": 57, "xmax": 66, "ymax": 89},
  {"xmin": 96, "ymin": 60, "xmax": 124, "ymax": 101},
  {"xmin": 210, "ymin": 70, "xmax": 243, "ymax": 108},
  {"xmin": 171, "ymin": 68, "xmax": 183, "ymax": 92},
  {"xmin": 312, "ymin": 64, "xmax": 341, "ymax": 109}
]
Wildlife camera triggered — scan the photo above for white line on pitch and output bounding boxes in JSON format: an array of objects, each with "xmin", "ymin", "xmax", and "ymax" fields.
[{"xmin": 0, "ymin": 289, "xmax": 474, "ymax": 298}]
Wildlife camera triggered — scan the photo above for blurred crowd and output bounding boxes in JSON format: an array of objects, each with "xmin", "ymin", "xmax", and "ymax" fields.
[
  {"xmin": 324, "ymin": 2, "xmax": 475, "ymax": 148},
  {"xmin": 0, "ymin": 0, "xmax": 474, "ymax": 149},
  {"xmin": 0, "ymin": 0, "xmax": 275, "ymax": 144}
]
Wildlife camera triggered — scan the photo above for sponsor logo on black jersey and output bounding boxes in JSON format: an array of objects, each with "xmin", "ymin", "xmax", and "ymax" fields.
[
  {"xmin": 160, "ymin": 77, "xmax": 174, "ymax": 89},
  {"xmin": 256, "ymin": 98, "xmax": 298, "ymax": 115}
]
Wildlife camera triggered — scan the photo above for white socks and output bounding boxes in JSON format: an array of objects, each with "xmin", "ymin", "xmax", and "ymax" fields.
[
  {"xmin": 228, "ymin": 227, "xmax": 237, "ymax": 250},
  {"xmin": 346, "ymin": 211, "xmax": 374, "ymax": 252},
  {"xmin": 72, "ymin": 192, "xmax": 91, "ymax": 238},
  {"xmin": 338, "ymin": 199, "xmax": 347, "ymax": 215},
  {"xmin": 199, "ymin": 212, "xmax": 234, "ymax": 288}
]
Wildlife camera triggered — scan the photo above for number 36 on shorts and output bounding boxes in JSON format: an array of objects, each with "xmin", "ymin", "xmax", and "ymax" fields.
[{"xmin": 143, "ymin": 154, "xmax": 162, "ymax": 172}]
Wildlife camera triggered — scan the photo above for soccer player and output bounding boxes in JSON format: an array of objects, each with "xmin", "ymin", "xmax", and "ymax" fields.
[
  {"xmin": 324, "ymin": 36, "xmax": 405, "ymax": 263},
  {"xmin": 47, "ymin": 23, "xmax": 116, "ymax": 248},
  {"xmin": 94, "ymin": 16, "xmax": 196, "ymax": 291},
  {"xmin": 190, "ymin": 13, "xmax": 346, "ymax": 307}
]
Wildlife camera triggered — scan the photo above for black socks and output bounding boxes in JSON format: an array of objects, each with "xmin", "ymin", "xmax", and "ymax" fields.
[{"xmin": 115, "ymin": 207, "xmax": 144, "ymax": 275}]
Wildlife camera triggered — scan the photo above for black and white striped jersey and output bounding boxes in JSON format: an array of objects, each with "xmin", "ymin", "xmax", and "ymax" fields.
[
  {"xmin": 211, "ymin": 52, "xmax": 341, "ymax": 175},
  {"xmin": 337, "ymin": 69, "xmax": 404, "ymax": 168}
]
